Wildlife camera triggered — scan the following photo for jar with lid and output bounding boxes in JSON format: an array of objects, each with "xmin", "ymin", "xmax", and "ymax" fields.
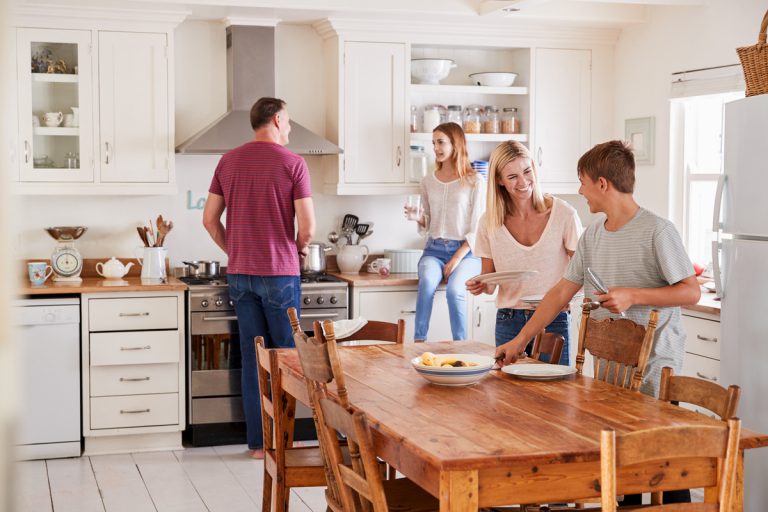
[
  {"xmin": 446, "ymin": 105, "xmax": 462, "ymax": 125},
  {"xmin": 410, "ymin": 105, "xmax": 419, "ymax": 133},
  {"xmin": 482, "ymin": 105, "xmax": 500, "ymax": 134},
  {"xmin": 409, "ymin": 145, "xmax": 428, "ymax": 183},
  {"xmin": 463, "ymin": 105, "xmax": 482, "ymax": 134},
  {"xmin": 501, "ymin": 107, "xmax": 521, "ymax": 134},
  {"xmin": 423, "ymin": 104, "xmax": 444, "ymax": 133}
]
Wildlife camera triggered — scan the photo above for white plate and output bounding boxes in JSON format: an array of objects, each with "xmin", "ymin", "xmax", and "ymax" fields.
[
  {"xmin": 337, "ymin": 340, "xmax": 395, "ymax": 347},
  {"xmin": 470, "ymin": 270, "xmax": 538, "ymax": 285},
  {"xmin": 520, "ymin": 294, "xmax": 544, "ymax": 305},
  {"xmin": 501, "ymin": 364, "xmax": 577, "ymax": 380},
  {"xmin": 329, "ymin": 318, "xmax": 368, "ymax": 339}
]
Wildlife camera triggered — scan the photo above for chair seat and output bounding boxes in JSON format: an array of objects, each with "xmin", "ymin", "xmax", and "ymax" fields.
[{"xmin": 381, "ymin": 477, "xmax": 439, "ymax": 512}]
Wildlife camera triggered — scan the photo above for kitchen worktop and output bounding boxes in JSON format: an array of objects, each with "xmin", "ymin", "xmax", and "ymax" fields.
[
  {"xmin": 329, "ymin": 271, "xmax": 419, "ymax": 287},
  {"xmin": 682, "ymin": 289, "xmax": 721, "ymax": 316}
]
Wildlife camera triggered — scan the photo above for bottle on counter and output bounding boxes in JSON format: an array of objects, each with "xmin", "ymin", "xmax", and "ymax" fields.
[
  {"xmin": 501, "ymin": 107, "xmax": 521, "ymax": 134},
  {"xmin": 482, "ymin": 105, "xmax": 500, "ymax": 134}
]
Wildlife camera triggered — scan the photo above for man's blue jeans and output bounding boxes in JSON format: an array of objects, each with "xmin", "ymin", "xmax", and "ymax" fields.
[
  {"xmin": 414, "ymin": 238, "xmax": 481, "ymax": 341},
  {"xmin": 228, "ymin": 274, "xmax": 301, "ymax": 450},
  {"xmin": 494, "ymin": 308, "xmax": 570, "ymax": 365}
]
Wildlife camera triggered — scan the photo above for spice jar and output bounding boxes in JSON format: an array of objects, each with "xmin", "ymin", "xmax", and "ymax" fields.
[
  {"xmin": 501, "ymin": 107, "xmax": 520, "ymax": 134},
  {"xmin": 410, "ymin": 105, "xmax": 419, "ymax": 133},
  {"xmin": 446, "ymin": 105, "xmax": 462, "ymax": 125},
  {"xmin": 409, "ymin": 145, "xmax": 428, "ymax": 183},
  {"xmin": 463, "ymin": 105, "xmax": 482, "ymax": 134},
  {"xmin": 423, "ymin": 105, "xmax": 444, "ymax": 133},
  {"xmin": 482, "ymin": 105, "xmax": 500, "ymax": 134}
]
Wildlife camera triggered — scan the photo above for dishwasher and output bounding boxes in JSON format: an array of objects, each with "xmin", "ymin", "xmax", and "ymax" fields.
[{"xmin": 12, "ymin": 297, "xmax": 81, "ymax": 460}]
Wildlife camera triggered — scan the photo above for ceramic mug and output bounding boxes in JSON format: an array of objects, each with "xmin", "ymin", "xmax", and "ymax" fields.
[
  {"xmin": 28, "ymin": 261, "xmax": 53, "ymax": 286},
  {"xmin": 43, "ymin": 112, "xmax": 63, "ymax": 127},
  {"xmin": 63, "ymin": 113, "xmax": 75, "ymax": 127},
  {"xmin": 370, "ymin": 257, "xmax": 391, "ymax": 277}
]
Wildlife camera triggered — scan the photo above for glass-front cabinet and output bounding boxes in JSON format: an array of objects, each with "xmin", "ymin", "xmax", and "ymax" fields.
[{"xmin": 17, "ymin": 28, "xmax": 94, "ymax": 182}]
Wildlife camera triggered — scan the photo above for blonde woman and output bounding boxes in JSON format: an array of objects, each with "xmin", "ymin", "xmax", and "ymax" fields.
[
  {"xmin": 407, "ymin": 122, "xmax": 485, "ymax": 342},
  {"xmin": 466, "ymin": 140, "xmax": 581, "ymax": 364}
]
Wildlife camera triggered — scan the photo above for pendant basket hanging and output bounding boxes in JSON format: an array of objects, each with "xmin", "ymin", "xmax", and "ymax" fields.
[{"xmin": 737, "ymin": 9, "xmax": 768, "ymax": 97}]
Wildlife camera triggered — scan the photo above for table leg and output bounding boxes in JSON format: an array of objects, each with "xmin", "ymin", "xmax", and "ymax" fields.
[{"xmin": 439, "ymin": 469, "xmax": 478, "ymax": 512}]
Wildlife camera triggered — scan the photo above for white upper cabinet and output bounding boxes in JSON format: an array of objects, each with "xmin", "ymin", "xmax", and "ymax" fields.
[
  {"xmin": 343, "ymin": 41, "xmax": 407, "ymax": 186},
  {"xmin": 532, "ymin": 48, "xmax": 592, "ymax": 194},
  {"xmin": 98, "ymin": 32, "xmax": 170, "ymax": 184}
]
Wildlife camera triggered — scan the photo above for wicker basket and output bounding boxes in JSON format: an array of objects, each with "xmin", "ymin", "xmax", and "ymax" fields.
[{"xmin": 737, "ymin": 9, "xmax": 768, "ymax": 97}]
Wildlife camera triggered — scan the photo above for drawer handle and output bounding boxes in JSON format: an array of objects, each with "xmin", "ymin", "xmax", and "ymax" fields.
[
  {"xmin": 400, "ymin": 310, "xmax": 416, "ymax": 315},
  {"xmin": 120, "ymin": 345, "xmax": 151, "ymax": 351},
  {"xmin": 696, "ymin": 371, "xmax": 718, "ymax": 382},
  {"xmin": 119, "ymin": 377, "xmax": 151, "ymax": 382},
  {"xmin": 119, "ymin": 312, "xmax": 150, "ymax": 317},
  {"xmin": 120, "ymin": 409, "xmax": 150, "ymax": 414},
  {"xmin": 696, "ymin": 334, "xmax": 718, "ymax": 343}
]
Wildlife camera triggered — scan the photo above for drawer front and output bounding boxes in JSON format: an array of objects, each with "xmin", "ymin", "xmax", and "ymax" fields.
[
  {"xmin": 90, "ymin": 331, "xmax": 179, "ymax": 366},
  {"xmin": 89, "ymin": 297, "xmax": 178, "ymax": 332},
  {"xmin": 90, "ymin": 363, "xmax": 178, "ymax": 397},
  {"xmin": 682, "ymin": 352, "xmax": 721, "ymax": 385},
  {"xmin": 682, "ymin": 314, "xmax": 720, "ymax": 360},
  {"xmin": 90, "ymin": 393, "xmax": 179, "ymax": 429}
]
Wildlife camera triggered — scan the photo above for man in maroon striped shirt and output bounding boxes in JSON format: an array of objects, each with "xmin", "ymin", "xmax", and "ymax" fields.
[{"xmin": 203, "ymin": 97, "xmax": 316, "ymax": 458}]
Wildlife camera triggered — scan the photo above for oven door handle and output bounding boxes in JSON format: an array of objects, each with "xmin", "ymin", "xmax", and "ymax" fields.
[
  {"xmin": 300, "ymin": 312, "xmax": 341, "ymax": 319},
  {"xmin": 202, "ymin": 315, "xmax": 239, "ymax": 321}
]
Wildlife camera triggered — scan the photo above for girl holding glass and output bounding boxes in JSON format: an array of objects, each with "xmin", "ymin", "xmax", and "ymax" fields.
[
  {"xmin": 466, "ymin": 140, "xmax": 582, "ymax": 364},
  {"xmin": 406, "ymin": 122, "xmax": 485, "ymax": 342}
]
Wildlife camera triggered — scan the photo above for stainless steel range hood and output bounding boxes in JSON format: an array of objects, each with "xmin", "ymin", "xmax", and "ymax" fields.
[{"xmin": 176, "ymin": 25, "xmax": 341, "ymax": 156}]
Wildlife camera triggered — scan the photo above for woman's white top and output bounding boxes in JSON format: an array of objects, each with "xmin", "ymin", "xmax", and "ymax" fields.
[
  {"xmin": 419, "ymin": 173, "xmax": 486, "ymax": 251},
  {"xmin": 474, "ymin": 197, "xmax": 582, "ymax": 309}
]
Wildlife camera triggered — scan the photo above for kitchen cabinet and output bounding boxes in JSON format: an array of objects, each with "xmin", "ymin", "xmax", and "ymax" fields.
[
  {"xmin": 81, "ymin": 291, "xmax": 185, "ymax": 455},
  {"xmin": 532, "ymin": 48, "xmax": 591, "ymax": 194},
  {"xmin": 681, "ymin": 310, "xmax": 721, "ymax": 418},
  {"xmin": 14, "ymin": 21, "xmax": 177, "ymax": 194},
  {"xmin": 468, "ymin": 292, "xmax": 497, "ymax": 346}
]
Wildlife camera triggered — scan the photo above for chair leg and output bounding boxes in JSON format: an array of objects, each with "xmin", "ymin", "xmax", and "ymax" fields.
[
  {"xmin": 262, "ymin": 470, "xmax": 273, "ymax": 512},
  {"xmin": 274, "ymin": 479, "xmax": 290, "ymax": 512}
]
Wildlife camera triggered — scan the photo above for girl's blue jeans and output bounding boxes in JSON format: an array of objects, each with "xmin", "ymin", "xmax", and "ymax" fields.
[
  {"xmin": 494, "ymin": 308, "xmax": 571, "ymax": 365},
  {"xmin": 414, "ymin": 238, "xmax": 481, "ymax": 341}
]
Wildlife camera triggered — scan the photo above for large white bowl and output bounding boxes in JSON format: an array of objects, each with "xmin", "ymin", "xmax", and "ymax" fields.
[
  {"xmin": 469, "ymin": 72, "xmax": 518, "ymax": 87},
  {"xmin": 411, "ymin": 354, "xmax": 494, "ymax": 386},
  {"xmin": 411, "ymin": 59, "xmax": 456, "ymax": 85}
]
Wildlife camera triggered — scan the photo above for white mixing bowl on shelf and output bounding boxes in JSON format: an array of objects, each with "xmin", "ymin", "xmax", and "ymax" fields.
[
  {"xmin": 469, "ymin": 72, "xmax": 518, "ymax": 87},
  {"xmin": 411, "ymin": 59, "xmax": 456, "ymax": 85}
]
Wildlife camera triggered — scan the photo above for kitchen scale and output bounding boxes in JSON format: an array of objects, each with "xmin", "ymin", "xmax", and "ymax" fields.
[{"xmin": 45, "ymin": 226, "xmax": 87, "ymax": 282}]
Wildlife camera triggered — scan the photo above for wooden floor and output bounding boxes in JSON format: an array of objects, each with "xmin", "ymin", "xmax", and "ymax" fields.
[{"xmin": 12, "ymin": 445, "xmax": 327, "ymax": 512}]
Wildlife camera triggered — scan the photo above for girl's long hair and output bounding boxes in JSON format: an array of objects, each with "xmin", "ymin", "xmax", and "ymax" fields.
[
  {"xmin": 486, "ymin": 140, "xmax": 547, "ymax": 230},
  {"xmin": 433, "ymin": 122, "xmax": 476, "ymax": 186}
]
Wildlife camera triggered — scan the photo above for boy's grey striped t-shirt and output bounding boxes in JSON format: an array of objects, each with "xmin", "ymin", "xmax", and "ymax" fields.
[{"xmin": 563, "ymin": 207, "xmax": 695, "ymax": 397}]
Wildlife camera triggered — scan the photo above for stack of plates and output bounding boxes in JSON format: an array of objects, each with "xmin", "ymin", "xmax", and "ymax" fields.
[{"xmin": 471, "ymin": 160, "xmax": 489, "ymax": 181}]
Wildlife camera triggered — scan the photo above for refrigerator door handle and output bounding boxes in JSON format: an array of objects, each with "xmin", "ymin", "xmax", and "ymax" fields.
[
  {"xmin": 712, "ymin": 174, "xmax": 726, "ymax": 233},
  {"xmin": 711, "ymin": 240, "xmax": 723, "ymax": 299}
]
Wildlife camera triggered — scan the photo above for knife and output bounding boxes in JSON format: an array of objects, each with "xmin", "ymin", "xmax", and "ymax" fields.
[{"xmin": 585, "ymin": 267, "xmax": 626, "ymax": 318}]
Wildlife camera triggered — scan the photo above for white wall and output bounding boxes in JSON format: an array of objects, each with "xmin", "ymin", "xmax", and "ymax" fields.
[{"xmin": 613, "ymin": 1, "xmax": 763, "ymax": 219}]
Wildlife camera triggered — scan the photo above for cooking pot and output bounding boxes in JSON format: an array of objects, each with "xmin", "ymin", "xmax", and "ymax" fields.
[
  {"xmin": 183, "ymin": 260, "xmax": 221, "ymax": 278},
  {"xmin": 301, "ymin": 242, "xmax": 331, "ymax": 275}
]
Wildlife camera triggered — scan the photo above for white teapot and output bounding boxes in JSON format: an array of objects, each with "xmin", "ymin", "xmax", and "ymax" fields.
[
  {"xmin": 96, "ymin": 257, "xmax": 135, "ymax": 279},
  {"xmin": 337, "ymin": 244, "xmax": 369, "ymax": 274}
]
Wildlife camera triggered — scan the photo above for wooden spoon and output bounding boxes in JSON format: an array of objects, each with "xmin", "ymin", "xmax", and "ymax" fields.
[
  {"xmin": 157, "ymin": 218, "xmax": 173, "ymax": 247},
  {"xmin": 136, "ymin": 226, "xmax": 149, "ymax": 247}
]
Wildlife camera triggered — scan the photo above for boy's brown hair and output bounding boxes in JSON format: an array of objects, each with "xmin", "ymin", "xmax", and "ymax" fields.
[{"xmin": 577, "ymin": 140, "xmax": 635, "ymax": 193}]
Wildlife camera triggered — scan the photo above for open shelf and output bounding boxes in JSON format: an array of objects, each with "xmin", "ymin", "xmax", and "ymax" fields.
[
  {"xmin": 32, "ymin": 73, "xmax": 79, "ymax": 83},
  {"xmin": 410, "ymin": 84, "xmax": 528, "ymax": 96},
  {"xmin": 410, "ymin": 132, "xmax": 527, "ymax": 143},
  {"xmin": 34, "ymin": 127, "xmax": 80, "ymax": 136}
]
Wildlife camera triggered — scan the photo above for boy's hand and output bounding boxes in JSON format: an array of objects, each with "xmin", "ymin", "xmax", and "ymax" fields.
[
  {"xmin": 596, "ymin": 288, "xmax": 633, "ymax": 314},
  {"xmin": 494, "ymin": 338, "xmax": 527, "ymax": 366}
]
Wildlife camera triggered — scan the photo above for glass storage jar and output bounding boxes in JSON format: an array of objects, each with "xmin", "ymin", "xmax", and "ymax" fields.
[
  {"xmin": 501, "ymin": 107, "xmax": 520, "ymax": 134},
  {"xmin": 409, "ymin": 145, "xmax": 428, "ymax": 183},
  {"xmin": 423, "ymin": 105, "xmax": 444, "ymax": 133},
  {"xmin": 446, "ymin": 105, "xmax": 463, "ymax": 125},
  {"xmin": 463, "ymin": 105, "xmax": 482, "ymax": 134},
  {"xmin": 482, "ymin": 105, "xmax": 500, "ymax": 134}
]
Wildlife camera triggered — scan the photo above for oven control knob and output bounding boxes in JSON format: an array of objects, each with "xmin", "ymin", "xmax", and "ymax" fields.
[
  {"xmin": 316, "ymin": 296, "xmax": 325, "ymax": 305},
  {"xmin": 201, "ymin": 299, "xmax": 209, "ymax": 308},
  {"xmin": 228, "ymin": 300, "xmax": 234, "ymax": 308},
  {"xmin": 303, "ymin": 297, "xmax": 311, "ymax": 305},
  {"xmin": 215, "ymin": 298, "xmax": 223, "ymax": 307},
  {"xmin": 330, "ymin": 296, "xmax": 338, "ymax": 304}
]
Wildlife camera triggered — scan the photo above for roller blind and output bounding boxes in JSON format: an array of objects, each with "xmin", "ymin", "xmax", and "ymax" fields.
[{"xmin": 670, "ymin": 64, "xmax": 745, "ymax": 98}]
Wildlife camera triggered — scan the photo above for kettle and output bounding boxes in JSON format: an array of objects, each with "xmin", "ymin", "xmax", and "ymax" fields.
[
  {"xmin": 96, "ymin": 257, "xmax": 134, "ymax": 279},
  {"xmin": 337, "ymin": 244, "xmax": 369, "ymax": 274}
]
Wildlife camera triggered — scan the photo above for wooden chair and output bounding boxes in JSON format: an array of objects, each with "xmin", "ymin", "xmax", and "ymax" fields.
[
  {"xmin": 530, "ymin": 331, "xmax": 564, "ymax": 365},
  {"xmin": 314, "ymin": 389, "xmax": 439, "ymax": 512},
  {"xmin": 575, "ymin": 299, "xmax": 659, "ymax": 391},
  {"xmin": 658, "ymin": 366, "xmax": 741, "ymax": 420},
  {"xmin": 599, "ymin": 418, "xmax": 742, "ymax": 511},
  {"xmin": 320, "ymin": 318, "xmax": 406, "ymax": 345},
  {"xmin": 255, "ymin": 336, "xmax": 328, "ymax": 512}
]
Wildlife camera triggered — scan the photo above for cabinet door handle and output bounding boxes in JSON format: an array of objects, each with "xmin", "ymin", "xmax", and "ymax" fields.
[
  {"xmin": 120, "ymin": 345, "xmax": 152, "ymax": 351},
  {"xmin": 400, "ymin": 309, "xmax": 416, "ymax": 315},
  {"xmin": 537, "ymin": 147, "xmax": 543, "ymax": 167},
  {"xmin": 696, "ymin": 334, "xmax": 718, "ymax": 343},
  {"xmin": 24, "ymin": 140, "xmax": 30, "ymax": 163},
  {"xmin": 696, "ymin": 371, "xmax": 718, "ymax": 382},
  {"xmin": 396, "ymin": 145, "xmax": 402, "ymax": 167},
  {"xmin": 120, "ymin": 409, "xmax": 150, "ymax": 414},
  {"xmin": 119, "ymin": 377, "xmax": 151, "ymax": 382},
  {"xmin": 119, "ymin": 312, "xmax": 150, "ymax": 317},
  {"xmin": 476, "ymin": 306, "xmax": 482, "ymax": 328},
  {"xmin": 105, "ymin": 142, "xmax": 111, "ymax": 164}
]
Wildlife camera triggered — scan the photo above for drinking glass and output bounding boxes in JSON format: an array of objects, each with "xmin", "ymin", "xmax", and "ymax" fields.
[{"xmin": 405, "ymin": 195, "xmax": 422, "ymax": 221}]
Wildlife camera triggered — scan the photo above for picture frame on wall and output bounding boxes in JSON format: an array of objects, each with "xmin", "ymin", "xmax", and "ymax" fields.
[{"xmin": 625, "ymin": 116, "xmax": 655, "ymax": 165}]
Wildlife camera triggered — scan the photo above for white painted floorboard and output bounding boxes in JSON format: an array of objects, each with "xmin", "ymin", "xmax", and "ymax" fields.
[{"xmin": 12, "ymin": 445, "xmax": 328, "ymax": 512}]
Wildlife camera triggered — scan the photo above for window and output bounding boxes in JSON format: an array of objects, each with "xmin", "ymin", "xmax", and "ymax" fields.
[{"xmin": 671, "ymin": 91, "xmax": 743, "ymax": 266}]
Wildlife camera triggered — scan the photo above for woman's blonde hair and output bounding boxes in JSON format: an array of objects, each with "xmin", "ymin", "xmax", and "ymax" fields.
[
  {"xmin": 486, "ymin": 140, "xmax": 547, "ymax": 230},
  {"xmin": 433, "ymin": 122, "xmax": 476, "ymax": 186}
]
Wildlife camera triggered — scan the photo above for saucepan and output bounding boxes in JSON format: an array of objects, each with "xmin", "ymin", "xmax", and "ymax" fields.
[
  {"xmin": 183, "ymin": 260, "xmax": 221, "ymax": 278},
  {"xmin": 301, "ymin": 242, "xmax": 331, "ymax": 275}
]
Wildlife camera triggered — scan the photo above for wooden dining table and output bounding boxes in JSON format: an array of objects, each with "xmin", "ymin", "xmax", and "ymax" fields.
[{"xmin": 277, "ymin": 341, "xmax": 768, "ymax": 512}]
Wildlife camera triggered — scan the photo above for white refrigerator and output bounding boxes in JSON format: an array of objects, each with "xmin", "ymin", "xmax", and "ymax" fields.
[{"xmin": 714, "ymin": 94, "xmax": 768, "ymax": 511}]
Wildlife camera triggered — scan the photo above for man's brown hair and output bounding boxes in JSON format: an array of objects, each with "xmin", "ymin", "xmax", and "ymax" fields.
[
  {"xmin": 250, "ymin": 97, "xmax": 286, "ymax": 130},
  {"xmin": 577, "ymin": 140, "xmax": 635, "ymax": 193}
]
